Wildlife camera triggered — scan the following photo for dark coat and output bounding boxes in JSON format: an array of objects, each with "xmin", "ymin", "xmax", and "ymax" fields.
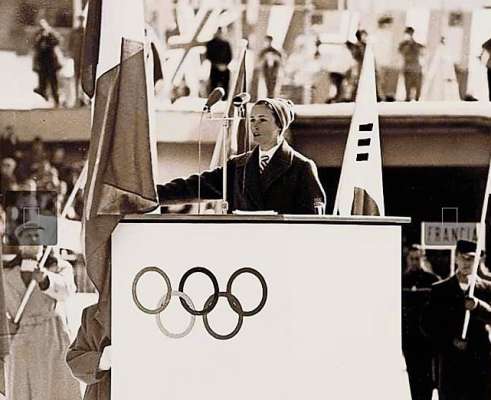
[
  {"xmin": 473, "ymin": 297, "xmax": 491, "ymax": 323},
  {"xmin": 421, "ymin": 275, "xmax": 491, "ymax": 400},
  {"xmin": 205, "ymin": 37, "xmax": 232, "ymax": 66},
  {"xmin": 66, "ymin": 304, "xmax": 110, "ymax": 400},
  {"xmin": 158, "ymin": 140, "xmax": 326, "ymax": 214},
  {"xmin": 402, "ymin": 269, "xmax": 440, "ymax": 349}
]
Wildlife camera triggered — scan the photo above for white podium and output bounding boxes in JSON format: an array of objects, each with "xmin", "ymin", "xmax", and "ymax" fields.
[{"xmin": 111, "ymin": 215, "xmax": 411, "ymax": 400}]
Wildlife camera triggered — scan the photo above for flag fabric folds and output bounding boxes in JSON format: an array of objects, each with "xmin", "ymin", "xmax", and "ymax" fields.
[
  {"xmin": 209, "ymin": 41, "xmax": 250, "ymax": 169},
  {"xmin": 0, "ymin": 256, "xmax": 10, "ymax": 395},
  {"xmin": 333, "ymin": 45, "xmax": 385, "ymax": 216},
  {"xmin": 82, "ymin": 0, "xmax": 159, "ymax": 333}
]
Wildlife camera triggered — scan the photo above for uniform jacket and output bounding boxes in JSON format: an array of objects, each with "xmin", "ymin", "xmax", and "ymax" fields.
[
  {"xmin": 402, "ymin": 269, "xmax": 440, "ymax": 349},
  {"xmin": 157, "ymin": 140, "xmax": 326, "ymax": 214},
  {"xmin": 473, "ymin": 298, "xmax": 491, "ymax": 323},
  {"xmin": 4, "ymin": 254, "xmax": 81, "ymax": 400},
  {"xmin": 66, "ymin": 303, "xmax": 110, "ymax": 400},
  {"xmin": 422, "ymin": 274, "xmax": 491, "ymax": 356}
]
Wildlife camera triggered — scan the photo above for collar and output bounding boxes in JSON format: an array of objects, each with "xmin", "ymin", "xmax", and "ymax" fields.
[{"xmin": 258, "ymin": 139, "xmax": 283, "ymax": 162}]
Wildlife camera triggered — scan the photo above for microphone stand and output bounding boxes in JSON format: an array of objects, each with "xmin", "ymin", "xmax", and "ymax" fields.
[
  {"xmin": 221, "ymin": 117, "xmax": 229, "ymax": 214},
  {"xmin": 205, "ymin": 113, "xmax": 247, "ymax": 214}
]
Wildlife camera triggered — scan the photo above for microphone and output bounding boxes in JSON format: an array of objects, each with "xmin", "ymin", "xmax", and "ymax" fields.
[
  {"xmin": 232, "ymin": 92, "xmax": 251, "ymax": 107},
  {"xmin": 203, "ymin": 87, "xmax": 226, "ymax": 111}
]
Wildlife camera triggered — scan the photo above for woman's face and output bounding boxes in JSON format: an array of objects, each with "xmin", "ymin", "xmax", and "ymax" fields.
[{"xmin": 250, "ymin": 103, "xmax": 281, "ymax": 150}]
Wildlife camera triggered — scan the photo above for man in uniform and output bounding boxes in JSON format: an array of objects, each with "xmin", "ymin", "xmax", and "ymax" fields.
[
  {"xmin": 422, "ymin": 240, "xmax": 491, "ymax": 400},
  {"xmin": 398, "ymin": 27, "xmax": 425, "ymax": 101}
]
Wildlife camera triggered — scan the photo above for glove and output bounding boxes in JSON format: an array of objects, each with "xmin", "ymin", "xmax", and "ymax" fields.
[
  {"xmin": 452, "ymin": 338, "xmax": 468, "ymax": 351},
  {"xmin": 464, "ymin": 296, "xmax": 478, "ymax": 311},
  {"xmin": 99, "ymin": 345, "xmax": 111, "ymax": 371}
]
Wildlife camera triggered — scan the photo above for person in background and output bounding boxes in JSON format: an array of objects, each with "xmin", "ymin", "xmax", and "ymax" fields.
[
  {"xmin": 1, "ymin": 158, "xmax": 17, "ymax": 199},
  {"xmin": 422, "ymin": 240, "xmax": 491, "ymax": 400},
  {"xmin": 402, "ymin": 245, "xmax": 440, "ymax": 400},
  {"xmin": 258, "ymin": 35, "xmax": 283, "ymax": 98},
  {"xmin": 372, "ymin": 15, "xmax": 395, "ymax": 101},
  {"xmin": 158, "ymin": 98, "xmax": 325, "ymax": 214},
  {"xmin": 32, "ymin": 19, "xmax": 63, "ymax": 107},
  {"xmin": 67, "ymin": 302, "xmax": 111, "ymax": 400},
  {"xmin": 0, "ymin": 125, "xmax": 19, "ymax": 159},
  {"xmin": 69, "ymin": 15, "xmax": 85, "ymax": 107},
  {"xmin": 345, "ymin": 29, "xmax": 367, "ymax": 100},
  {"xmin": 4, "ymin": 223, "xmax": 81, "ymax": 400},
  {"xmin": 398, "ymin": 27, "xmax": 425, "ymax": 101},
  {"xmin": 479, "ymin": 37, "xmax": 491, "ymax": 101},
  {"xmin": 205, "ymin": 27, "xmax": 232, "ymax": 100}
]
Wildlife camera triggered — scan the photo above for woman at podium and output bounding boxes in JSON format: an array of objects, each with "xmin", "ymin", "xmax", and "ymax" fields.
[{"xmin": 157, "ymin": 98, "xmax": 325, "ymax": 214}]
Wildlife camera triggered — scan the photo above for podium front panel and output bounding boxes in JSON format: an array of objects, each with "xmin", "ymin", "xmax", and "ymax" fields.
[{"xmin": 112, "ymin": 219, "xmax": 410, "ymax": 400}]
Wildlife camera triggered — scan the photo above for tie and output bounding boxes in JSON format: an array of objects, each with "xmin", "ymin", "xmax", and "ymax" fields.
[{"xmin": 260, "ymin": 155, "xmax": 270, "ymax": 173}]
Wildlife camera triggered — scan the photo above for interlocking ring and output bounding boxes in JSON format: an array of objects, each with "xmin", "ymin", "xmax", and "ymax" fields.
[
  {"xmin": 132, "ymin": 266, "xmax": 267, "ymax": 340},
  {"xmin": 132, "ymin": 267, "xmax": 172, "ymax": 314},
  {"xmin": 155, "ymin": 291, "xmax": 196, "ymax": 339},
  {"xmin": 226, "ymin": 267, "xmax": 268, "ymax": 316},
  {"xmin": 202, "ymin": 292, "xmax": 244, "ymax": 340},
  {"xmin": 178, "ymin": 267, "xmax": 219, "ymax": 316}
]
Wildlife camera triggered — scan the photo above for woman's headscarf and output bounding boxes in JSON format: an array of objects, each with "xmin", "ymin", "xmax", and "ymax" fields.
[{"xmin": 254, "ymin": 98, "xmax": 295, "ymax": 134}]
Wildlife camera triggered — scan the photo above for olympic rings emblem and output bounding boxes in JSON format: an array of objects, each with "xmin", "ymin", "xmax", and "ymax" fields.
[{"xmin": 132, "ymin": 266, "xmax": 268, "ymax": 340}]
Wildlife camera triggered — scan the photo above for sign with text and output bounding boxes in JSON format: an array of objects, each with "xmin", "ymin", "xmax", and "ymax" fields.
[{"xmin": 422, "ymin": 222, "xmax": 480, "ymax": 246}]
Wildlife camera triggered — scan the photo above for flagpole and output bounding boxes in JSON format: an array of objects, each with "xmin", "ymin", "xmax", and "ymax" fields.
[
  {"xmin": 13, "ymin": 163, "xmax": 88, "ymax": 325},
  {"xmin": 461, "ymin": 158, "xmax": 491, "ymax": 339}
]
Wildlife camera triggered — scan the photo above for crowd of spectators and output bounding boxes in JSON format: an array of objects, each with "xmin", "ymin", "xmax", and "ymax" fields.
[{"xmin": 0, "ymin": 125, "xmax": 92, "ymax": 292}]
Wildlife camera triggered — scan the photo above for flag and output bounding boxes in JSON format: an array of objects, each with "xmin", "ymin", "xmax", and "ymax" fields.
[
  {"xmin": 82, "ymin": 0, "xmax": 159, "ymax": 332},
  {"xmin": 57, "ymin": 218, "xmax": 82, "ymax": 253},
  {"xmin": 333, "ymin": 45, "xmax": 385, "ymax": 216},
  {"xmin": 204, "ymin": 40, "xmax": 249, "ymax": 213},
  {"xmin": 461, "ymin": 158, "xmax": 490, "ymax": 339},
  {"xmin": 209, "ymin": 40, "xmax": 250, "ymax": 169},
  {"xmin": 0, "ymin": 256, "xmax": 10, "ymax": 395},
  {"xmin": 484, "ymin": 160, "xmax": 491, "ymax": 255}
]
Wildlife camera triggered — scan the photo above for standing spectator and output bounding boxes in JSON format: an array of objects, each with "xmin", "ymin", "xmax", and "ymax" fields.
[
  {"xmin": 205, "ymin": 27, "xmax": 232, "ymax": 100},
  {"xmin": 258, "ymin": 35, "xmax": 283, "ymax": 98},
  {"xmin": 4, "ymin": 232, "xmax": 81, "ymax": 400},
  {"xmin": 32, "ymin": 19, "xmax": 63, "ymax": 107},
  {"xmin": 398, "ymin": 27, "xmax": 425, "ymax": 101},
  {"xmin": 29, "ymin": 136, "xmax": 49, "ymax": 168},
  {"xmin": 69, "ymin": 15, "xmax": 85, "ymax": 107},
  {"xmin": 402, "ymin": 246, "xmax": 440, "ymax": 400},
  {"xmin": 422, "ymin": 240, "xmax": 491, "ymax": 400},
  {"xmin": 1, "ymin": 158, "xmax": 17, "ymax": 199},
  {"xmin": 345, "ymin": 30, "xmax": 367, "ymax": 100},
  {"xmin": 373, "ymin": 16, "xmax": 395, "ymax": 101},
  {"xmin": 1, "ymin": 125, "xmax": 19, "ymax": 159},
  {"xmin": 479, "ymin": 37, "xmax": 491, "ymax": 101}
]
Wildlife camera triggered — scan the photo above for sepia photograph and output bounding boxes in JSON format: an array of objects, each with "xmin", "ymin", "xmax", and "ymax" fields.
[{"xmin": 0, "ymin": 0, "xmax": 490, "ymax": 399}]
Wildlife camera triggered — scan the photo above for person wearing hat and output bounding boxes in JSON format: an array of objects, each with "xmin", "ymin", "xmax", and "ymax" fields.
[
  {"xmin": 3, "ymin": 229, "xmax": 81, "ymax": 400},
  {"xmin": 14, "ymin": 221, "xmax": 45, "ymax": 245},
  {"xmin": 398, "ymin": 27, "xmax": 425, "ymax": 101},
  {"xmin": 421, "ymin": 239, "xmax": 491, "ymax": 400},
  {"xmin": 157, "ymin": 98, "xmax": 326, "ymax": 214}
]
